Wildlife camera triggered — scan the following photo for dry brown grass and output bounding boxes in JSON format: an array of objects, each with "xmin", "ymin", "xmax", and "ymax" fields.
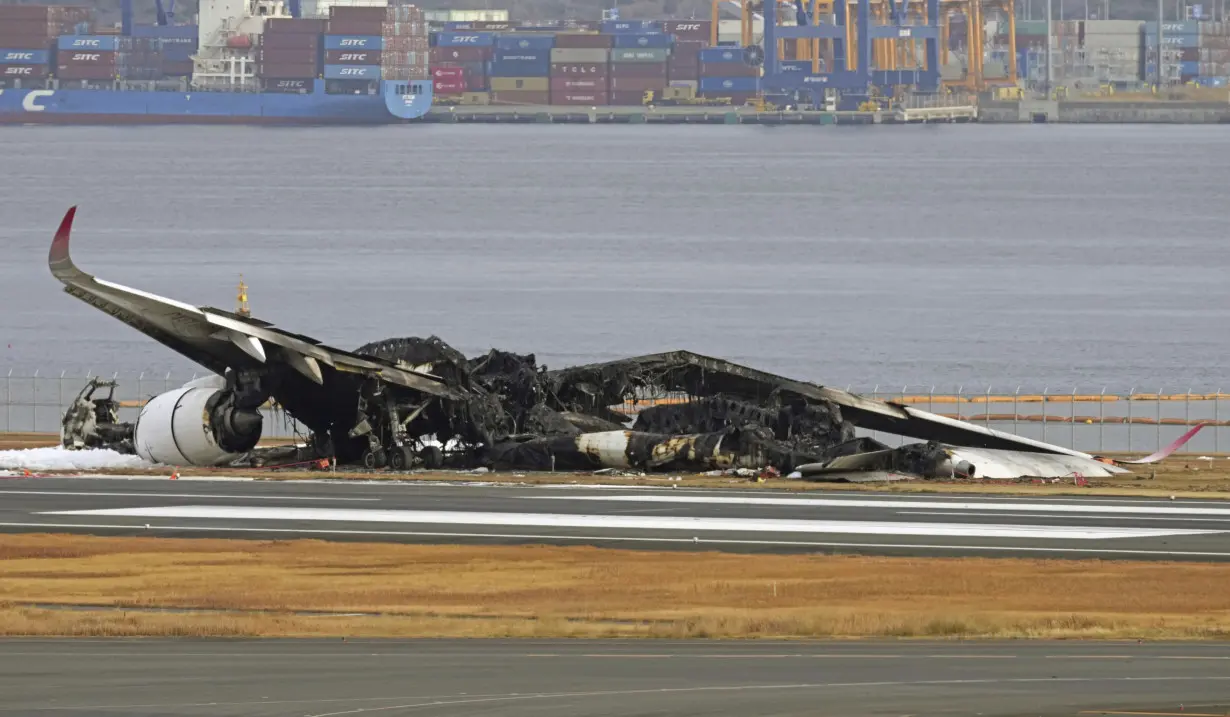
[{"xmin": 2, "ymin": 534, "xmax": 1229, "ymax": 640}]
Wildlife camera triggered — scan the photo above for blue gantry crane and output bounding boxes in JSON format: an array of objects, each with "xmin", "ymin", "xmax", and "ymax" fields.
[{"xmin": 758, "ymin": 0, "xmax": 942, "ymax": 106}]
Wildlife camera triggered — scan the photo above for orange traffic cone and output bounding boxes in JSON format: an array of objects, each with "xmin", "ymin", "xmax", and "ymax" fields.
[{"xmin": 170, "ymin": 467, "xmax": 179, "ymax": 480}]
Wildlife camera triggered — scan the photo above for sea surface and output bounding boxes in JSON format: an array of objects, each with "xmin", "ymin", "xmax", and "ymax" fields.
[{"xmin": 2, "ymin": 123, "xmax": 1228, "ymax": 393}]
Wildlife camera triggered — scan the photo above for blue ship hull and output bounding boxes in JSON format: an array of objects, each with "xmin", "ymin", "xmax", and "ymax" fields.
[{"xmin": 0, "ymin": 79, "xmax": 433, "ymax": 124}]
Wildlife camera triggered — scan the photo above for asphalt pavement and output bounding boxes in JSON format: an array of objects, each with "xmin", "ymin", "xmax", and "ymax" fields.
[
  {"xmin": 1, "ymin": 638, "xmax": 1228, "ymax": 716},
  {"xmin": 1, "ymin": 476, "xmax": 1230, "ymax": 559}
]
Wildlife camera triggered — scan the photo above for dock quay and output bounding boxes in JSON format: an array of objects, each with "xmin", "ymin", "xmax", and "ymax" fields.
[{"xmin": 424, "ymin": 104, "xmax": 979, "ymax": 125}]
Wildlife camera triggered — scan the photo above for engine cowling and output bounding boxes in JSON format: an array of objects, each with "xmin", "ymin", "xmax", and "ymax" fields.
[{"xmin": 133, "ymin": 386, "xmax": 263, "ymax": 466}]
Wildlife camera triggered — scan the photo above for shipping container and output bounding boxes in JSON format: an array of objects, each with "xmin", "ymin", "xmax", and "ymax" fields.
[
  {"xmin": 430, "ymin": 45, "xmax": 491, "ymax": 62},
  {"xmin": 611, "ymin": 48, "xmax": 669, "ymax": 63},
  {"xmin": 490, "ymin": 51, "xmax": 550, "ymax": 76},
  {"xmin": 446, "ymin": 21, "xmax": 513, "ymax": 31},
  {"xmin": 258, "ymin": 48, "xmax": 320, "ymax": 64},
  {"xmin": 490, "ymin": 76, "xmax": 548, "ymax": 91},
  {"xmin": 329, "ymin": 6, "xmax": 392, "ymax": 21},
  {"xmin": 608, "ymin": 89, "xmax": 647, "ymax": 104},
  {"xmin": 55, "ymin": 65, "xmax": 116, "ymax": 80},
  {"xmin": 59, "ymin": 50, "xmax": 117, "ymax": 66},
  {"xmin": 698, "ymin": 46, "xmax": 748, "ymax": 63},
  {"xmin": 381, "ymin": 50, "xmax": 426, "ymax": 65},
  {"xmin": 700, "ymin": 62, "xmax": 759, "ymax": 77},
  {"xmin": 663, "ymin": 20, "xmax": 711, "ymax": 42},
  {"xmin": 260, "ymin": 33, "xmax": 320, "ymax": 49},
  {"xmin": 57, "ymin": 35, "xmax": 121, "ymax": 52},
  {"xmin": 434, "ymin": 31, "xmax": 497, "ymax": 47},
  {"xmin": 550, "ymin": 76, "xmax": 607, "ymax": 91},
  {"xmin": 324, "ymin": 34, "xmax": 384, "ymax": 50},
  {"xmin": 0, "ymin": 5, "xmax": 86, "ymax": 20},
  {"xmin": 324, "ymin": 63, "xmax": 379, "ymax": 79},
  {"xmin": 0, "ymin": 35, "xmax": 56, "ymax": 50},
  {"xmin": 490, "ymin": 89, "xmax": 550, "ymax": 104},
  {"xmin": 326, "ymin": 19, "xmax": 384, "ymax": 35},
  {"xmin": 612, "ymin": 33, "xmax": 672, "ymax": 49},
  {"xmin": 0, "ymin": 49, "xmax": 50, "ymax": 64},
  {"xmin": 163, "ymin": 59, "xmax": 193, "ymax": 75},
  {"xmin": 550, "ymin": 62, "xmax": 606, "ymax": 75},
  {"xmin": 384, "ymin": 36, "xmax": 429, "ymax": 52},
  {"xmin": 672, "ymin": 40, "xmax": 704, "ymax": 60},
  {"xmin": 432, "ymin": 66, "xmax": 466, "ymax": 79},
  {"xmin": 552, "ymin": 91, "xmax": 607, "ymax": 104},
  {"xmin": 495, "ymin": 34, "xmax": 555, "ymax": 50},
  {"xmin": 553, "ymin": 33, "xmax": 612, "ymax": 49},
  {"xmin": 2, "ymin": 64, "xmax": 50, "ymax": 79},
  {"xmin": 382, "ymin": 21, "xmax": 426, "ymax": 37},
  {"xmin": 434, "ymin": 78, "xmax": 467, "ymax": 93},
  {"xmin": 265, "ymin": 18, "xmax": 328, "ymax": 34},
  {"xmin": 696, "ymin": 91, "xmax": 754, "ymax": 103},
  {"xmin": 601, "ymin": 20, "xmax": 662, "ymax": 34},
  {"xmin": 325, "ymin": 49, "xmax": 379, "ymax": 64},
  {"xmin": 609, "ymin": 75, "xmax": 666, "ymax": 91},
  {"xmin": 667, "ymin": 66, "xmax": 698, "ymax": 81},
  {"xmin": 257, "ymin": 63, "xmax": 320, "ymax": 78},
  {"xmin": 699, "ymin": 76, "xmax": 760, "ymax": 92},
  {"xmin": 549, "ymin": 47, "xmax": 608, "ymax": 63},
  {"xmin": 261, "ymin": 77, "xmax": 314, "ymax": 92},
  {"xmin": 609, "ymin": 62, "xmax": 668, "ymax": 78},
  {"xmin": 381, "ymin": 63, "xmax": 428, "ymax": 79}
]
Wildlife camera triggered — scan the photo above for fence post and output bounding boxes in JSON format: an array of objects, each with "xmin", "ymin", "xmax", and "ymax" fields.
[
  {"xmin": 1156, "ymin": 386, "xmax": 1162, "ymax": 455},
  {"xmin": 1217, "ymin": 387, "xmax": 1221, "ymax": 455},
  {"xmin": 4, "ymin": 369, "xmax": 9, "ymax": 434},
  {"xmin": 956, "ymin": 384, "xmax": 963, "ymax": 422},
  {"xmin": 1041, "ymin": 385, "xmax": 1048, "ymax": 444},
  {"xmin": 1070, "ymin": 387, "xmax": 1076, "ymax": 450},
  {"xmin": 984, "ymin": 385, "xmax": 991, "ymax": 430},
  {"xmin": 900, "ymin": 386, "xmax": 907, "ymax": 446},
  {"xmin": 32, "ymin": 369, "xmax": 38, "ymax": 433},
  {"xmin": 1099, "ymin": 386, "xmax": 1105, "ymax": 454},
  {"xmin": 929, "ymin": 385, "xmax": 935, "ymax": 417},
  {"xmin": 1128, "ymin": 387, "xmax": 1135, "ymax": 453},
  {"xmin": 1013, "ymin": 386, "xmax": 1020, "ymax": 438}
]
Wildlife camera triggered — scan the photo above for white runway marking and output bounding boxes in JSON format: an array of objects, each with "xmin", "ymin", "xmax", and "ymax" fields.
[
  {"xmin": 525, "ymin": 494, "xmax": 1230, "ymax": 516},
  {"xmin": 898, "ymin": 510, "xmax": 1230, "ymax": 523},
  {"xmin": 0, "ymin": 490, "xmax": 377, "ymax": 502},
  {"xmin": 6, "ymin": 522, "xmax": 1230, "ymax": 557},
  {"xmin": 40, "ymin": 506, "xmax": 1221, "ymax": 540}
]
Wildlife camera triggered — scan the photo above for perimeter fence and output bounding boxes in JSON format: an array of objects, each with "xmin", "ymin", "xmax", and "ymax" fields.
[{"xmin": 2, "ymin": 371, "xmax": 1228, "ymax": 456}]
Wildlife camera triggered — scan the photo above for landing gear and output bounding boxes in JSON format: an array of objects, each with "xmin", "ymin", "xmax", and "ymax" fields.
[
  {"xmin": 388, "ymin": 445, "xmax": 414, "ymax": 471},
  {"xmin": 360, "ymin": 446, "xmax": 386, "ymax": 470},
  {"xmin": 418, "ymin": 445, "xmax": 443, "ymax": 470}
]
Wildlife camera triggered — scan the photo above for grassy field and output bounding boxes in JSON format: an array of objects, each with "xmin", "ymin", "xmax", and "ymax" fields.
[{"xmin": 2, "ymin": 534, "xmax": 1229, "ymax": 640}]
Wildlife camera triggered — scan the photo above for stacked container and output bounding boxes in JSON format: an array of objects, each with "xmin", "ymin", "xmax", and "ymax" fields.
[
  {"xmin": 550, "ymin": 41, "xmax": 608, "ymax": 105},
  {"xmin": 1143, "ymin": 21, "xmax": 1230, "ymax": 83},
  {"xmin": 0, "ymin": 4, "xmax": 91, "ymax": 87},
  {"xmin": 609, "ymin": 44, "xmax": 669, "ymax": 105},
  {"xmin": 133, "ymin": 23, "xmax": 197, "ymax": 77},
  {"xmin": 430, "ymin": 31, "xmax": 495, "ymax": 92},
  {"xmin": 56, "ymin": 36, "xmax": 123, "ymax": 81},
  {"xmin": 431, "ymin": 66, "xmax": 466, "ymax": 94},
  {"xmin": 697, "ymin": 46, "xmax": 760, "ymax": 104},
  {"xmin": 489, "ymin": 33, "xmax": 552, "ymax": 104},
  {"xmin": 258, "ymin": 18, "xmax": 325, "ymax": 91},
  {"xmin": 668, "ymin": 38, "xmax": 704, "ymax": 88}
]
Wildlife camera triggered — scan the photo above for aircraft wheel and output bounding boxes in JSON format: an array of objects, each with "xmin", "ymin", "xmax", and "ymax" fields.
[
  {"xmin": 388, "ymin": 446, "xmax": 412, "ymax": 471},
  {"xmin": 418, "ymin": 445, "xmax": 443, "ymax": 470},
  {"xmin": 361, "ymin": 447, "xmax": 385, "ymax": 470}
]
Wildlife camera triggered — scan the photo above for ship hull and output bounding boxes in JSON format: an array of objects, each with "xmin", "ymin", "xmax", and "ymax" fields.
[{"xmin": 0, "ymin": 79, "xmax": 434, "ymax": 125}]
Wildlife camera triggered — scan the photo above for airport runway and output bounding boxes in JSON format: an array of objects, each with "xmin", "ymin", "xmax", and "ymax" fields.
[
  {"xmin": 1, "ymin": 638, "xmax": 1228, "ymax": 716},
  {"xmin": 2, "ymin": 476, "xmax": 1230, "ymax": 559}
]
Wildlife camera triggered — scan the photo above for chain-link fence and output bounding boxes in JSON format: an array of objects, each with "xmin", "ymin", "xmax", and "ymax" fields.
[{"xmin": 2, "ymin": 371, "xmax": 1227, "ymax": 455}]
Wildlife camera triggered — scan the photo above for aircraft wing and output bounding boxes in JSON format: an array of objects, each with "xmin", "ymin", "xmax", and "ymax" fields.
[{"xmin": 49, "ymin": 207, "xmax": 460, "ymax": 399}]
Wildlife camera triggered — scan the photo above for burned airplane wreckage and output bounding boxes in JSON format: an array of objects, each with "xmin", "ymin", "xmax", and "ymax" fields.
[{"xmin": 50, "ymin": 208, "xmax": 1192, "ymax": 480}]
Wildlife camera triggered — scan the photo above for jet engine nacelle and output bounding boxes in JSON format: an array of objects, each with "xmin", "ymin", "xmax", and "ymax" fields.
[{"xmin": 133, "ymin": 385, "xmax": 263, "ymax": 466}]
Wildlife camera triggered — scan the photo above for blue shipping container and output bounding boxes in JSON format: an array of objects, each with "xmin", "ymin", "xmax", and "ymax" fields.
[
  {"xmin": 699, "ymin": 76, "xmax": 760, "ymax": 92},
  {"xmin": 493, "ymin": 49, "xmax": 550, "ymax": 63},
  {"xmin": 612, "ymin": 33, "xmax": 672, "ymax": 49},
  {"xmin": 1144, "ymin": 33, "xmax": 1200, "ymax": 48},
  {"xmin": 324, "ymin": 35, "xmax": 385, "ymax": 51},
  {"xmin": 57, "ymin": 35, "xmax": 122, "ymax": 51},
  {"xmin": 324, "ymin": 64, "xmax": 381, "ymax": 80},
  {"xmin": 488, "ymin": 59, "xmax": 551, "ymax": 76},
  {"xmin": 0, "ymin": 49, "xmax": 50, "ymax": 64},
  {"xmin": 601, "ymin": 20, "xmax": 663, "ymax": 33},
  {"xmin": 495, "ymin": 34, "xmax": 555, "ymax": 50},
  {"xmin": 434, "ymin": 32, "xmax": 497, "ymax": 47},
  {"xmin": 1144, "ymin": 20, "xmax": 1201, "ymax": 35},
  {"xmin": 1197, "ymin": 76, "xmax": 1228, "ymax": 86},
  {"xmin": 777, "ymin": 60, "xmax": 812, "ymax": 73},
  {"xmin": 1180, "ymin": 60, "xmax": 1200, "ymax": 75},
  {"xmin": 699, "ymin": 47, "xmax": 746, "ymax": 63}
]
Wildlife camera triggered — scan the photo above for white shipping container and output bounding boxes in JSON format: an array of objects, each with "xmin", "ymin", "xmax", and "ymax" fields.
[
  {"xmin": 1082, "ymin": 32, "xmax": 1142, "ymax": 49},
  {"xmin": 447, "ymin": 9, "xmax": 509, "ymax": 22},
  {"xmin": 1085, "ymin": 20, "xmax": 1144, "ymax": 35},
  {"xmin": 300, "ymin": 0, "xmax": 385, "ymax": 19}
]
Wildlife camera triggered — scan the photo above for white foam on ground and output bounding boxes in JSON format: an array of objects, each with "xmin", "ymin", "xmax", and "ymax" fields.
[
  {"xmin": 0, "ymin": 447, "xmax": 154, "ymax": 473},
  {"xmin": 41, "ymin": 505, "xmax": 1222, "ymax": 540}
]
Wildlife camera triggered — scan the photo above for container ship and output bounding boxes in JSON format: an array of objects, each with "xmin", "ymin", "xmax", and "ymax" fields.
[{"xmin": 0, "ymin": 1, "xmax": 434, "ymax": 125}]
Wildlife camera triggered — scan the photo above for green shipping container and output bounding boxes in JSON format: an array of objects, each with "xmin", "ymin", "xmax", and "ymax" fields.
[{"xmin": 611, "ymin": 48, "xmax": 670, "ymax": 63}]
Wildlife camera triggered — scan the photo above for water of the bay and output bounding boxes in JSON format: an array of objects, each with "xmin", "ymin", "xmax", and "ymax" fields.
[{"xmin": 2, "ymin": 123, "xmax": 1227, "ymax": 393}]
